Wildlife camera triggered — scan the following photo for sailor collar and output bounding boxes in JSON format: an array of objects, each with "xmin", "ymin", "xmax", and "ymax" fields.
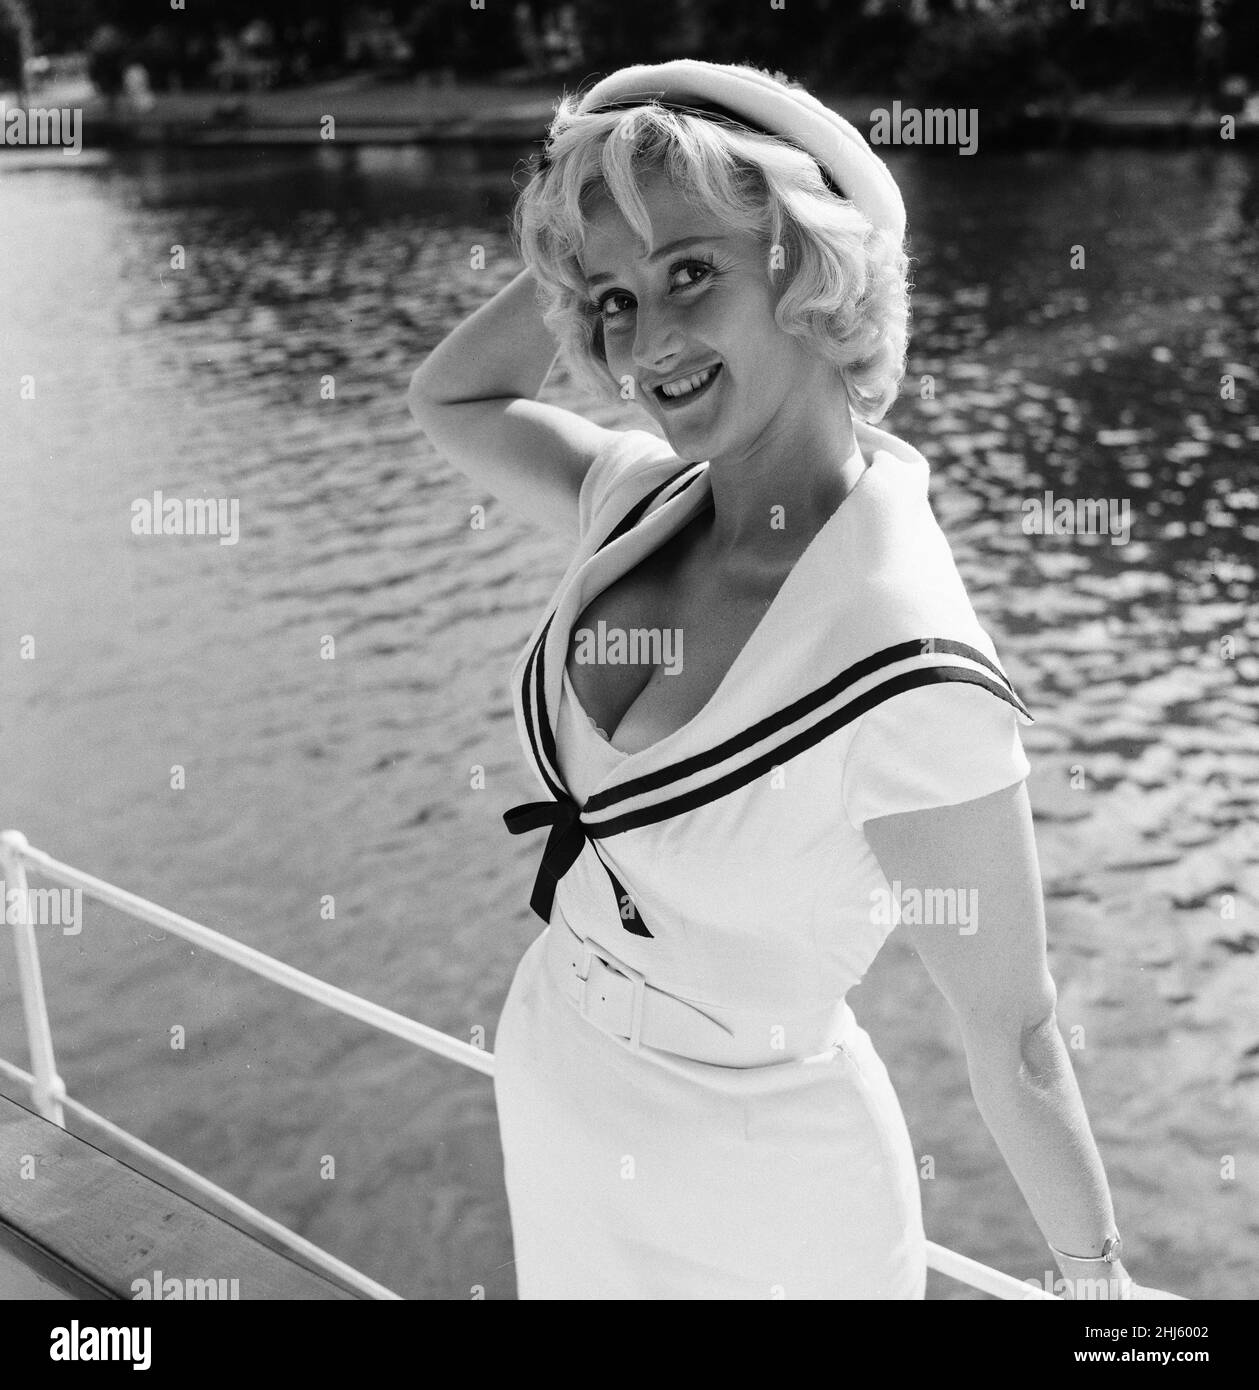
[{"xmin": 505, "ymin": 423, "xmax": 1034, "ymax": 937}]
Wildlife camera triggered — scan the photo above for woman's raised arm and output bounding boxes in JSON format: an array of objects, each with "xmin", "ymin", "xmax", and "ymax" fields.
[
  {"xmin": 863, "ymin": 780, "xmax": 1179, "ymax": 1299},
  {"xmin": 407, "ymin": 267, "xmax": 618, "ymax": 540}
]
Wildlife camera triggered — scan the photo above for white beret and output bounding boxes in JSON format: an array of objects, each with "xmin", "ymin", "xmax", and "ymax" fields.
[{"xmin": 570, "ymin": 59, "xmax": 906, "ymax": 243}]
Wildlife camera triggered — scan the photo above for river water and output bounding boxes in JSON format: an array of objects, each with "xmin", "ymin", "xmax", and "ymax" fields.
[{"xmin": 1, "ymin": 143, "xmax": 1256, "ymax": 1299}]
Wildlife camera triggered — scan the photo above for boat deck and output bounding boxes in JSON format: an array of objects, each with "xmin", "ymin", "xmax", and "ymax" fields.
[{"xmin": 0, "ymin": 1091, "xmax": 363, "ymax": 1301}]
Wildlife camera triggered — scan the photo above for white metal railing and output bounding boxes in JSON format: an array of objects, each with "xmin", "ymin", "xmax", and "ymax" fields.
[{"xmin": 0, "ymin": 829, "xmax": 1056, "ymax": 1301}]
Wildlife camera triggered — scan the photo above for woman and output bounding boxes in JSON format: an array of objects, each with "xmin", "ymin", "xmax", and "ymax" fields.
[{"xmin": 409, "ymin": 60, "xmax": 1175, "ymax": 1300}]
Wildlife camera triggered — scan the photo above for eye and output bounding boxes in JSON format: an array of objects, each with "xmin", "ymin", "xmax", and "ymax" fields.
[
  {"xmin": 592, "ymin": 257, "xmax": 716, "ymax": 327},
  {"xmin": 594, "ymin": 289, "xmax": 635, "ymax": 324},
  {"xmin": 669, "ymin": 258, "xmax": 715, "ymax": 290}
]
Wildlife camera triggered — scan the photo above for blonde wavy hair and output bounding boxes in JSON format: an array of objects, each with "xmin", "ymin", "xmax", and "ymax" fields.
[{"xmin": 514, "ymin": 70, "xmax": 911, "ymax": 423}]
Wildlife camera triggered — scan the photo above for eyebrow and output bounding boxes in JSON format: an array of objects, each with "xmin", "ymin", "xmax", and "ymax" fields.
[{"xmin": 582, "ymin": 234, "xmax": 731, "ymax": 289}]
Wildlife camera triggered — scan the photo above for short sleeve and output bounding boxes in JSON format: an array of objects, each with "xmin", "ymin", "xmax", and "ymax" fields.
[
  {"xmin": 841, "ymin": 681, "xmax": 1031, "ymax": 829},
  {"xmin": 577, "ymin": 427, "xmax": 677, "ymax": 541}
]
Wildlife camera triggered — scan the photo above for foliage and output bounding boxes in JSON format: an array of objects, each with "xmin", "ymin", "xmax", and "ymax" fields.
[
  {"xmin": 8, "ymin": 0, "xmax": 1257, "ymax": 93},
  {"xmin": 899, "ymin": 10, "xmax": 1076, "ymax": 121}
]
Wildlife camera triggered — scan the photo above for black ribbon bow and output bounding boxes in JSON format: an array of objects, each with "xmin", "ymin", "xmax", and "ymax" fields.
[{"xmin": 504, "ymin": 795, "xmax": 651, "ymax": 937}]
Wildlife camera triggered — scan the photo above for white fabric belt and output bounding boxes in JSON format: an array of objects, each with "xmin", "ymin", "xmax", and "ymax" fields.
[{"xmin": 543, "ymin": 917, "xmax": 855, "ymax": 1068}]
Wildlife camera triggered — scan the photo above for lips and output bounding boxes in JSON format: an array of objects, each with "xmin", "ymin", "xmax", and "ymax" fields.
[{"xmin": 652, "ymin": 362, "xmax": 722, "ymax": 408}]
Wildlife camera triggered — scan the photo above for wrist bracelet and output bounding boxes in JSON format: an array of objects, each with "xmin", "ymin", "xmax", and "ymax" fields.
[{"xmin": 1049, "ymin": 1234, "xmax": 1123, "ymax": 1265}]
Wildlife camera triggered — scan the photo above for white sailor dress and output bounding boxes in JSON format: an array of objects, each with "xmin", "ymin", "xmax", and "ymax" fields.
[{"xmin": 492, "ymin": 418, "xmax": 1035, "ymax": 1300}]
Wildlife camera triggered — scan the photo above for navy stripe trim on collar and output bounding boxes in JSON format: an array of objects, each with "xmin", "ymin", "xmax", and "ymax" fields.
[
  {"xmin": 584, "ymin": 638, "xmax": 1030, "ymax": 816},
  {"xmin": 518, "ymin": 459, "xmax": 703, "ymax": 793},
  {"xmin": 585, "ymin": 664, "xmax": 1031, "ymax": 839},
  {"xmin": 506, "ymin": 458, "xmax": 706, "ymax": 936},
  {"xmin": 594, "ymin": 460, "xmax": 705, "ymax": 552}
]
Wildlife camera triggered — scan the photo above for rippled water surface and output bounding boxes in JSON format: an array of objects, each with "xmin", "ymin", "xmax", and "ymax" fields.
[{"xmin": 1, "ymin": 145, "xmax": 1256, "ymax": 1299}]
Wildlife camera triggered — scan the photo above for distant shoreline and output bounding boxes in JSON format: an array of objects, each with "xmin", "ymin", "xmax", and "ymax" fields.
[{"xmin": 2, "ymin": 76, "xmax": 1256, "ymax": 153}]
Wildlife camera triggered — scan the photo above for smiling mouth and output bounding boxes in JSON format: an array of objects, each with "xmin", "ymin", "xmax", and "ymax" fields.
[{"xmin": 653, "ymin": 363, "xmax": 722, "ymax": 406}]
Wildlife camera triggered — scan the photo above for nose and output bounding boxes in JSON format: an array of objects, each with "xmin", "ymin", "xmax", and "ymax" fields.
[{"xmin": 629, "ymin": 299, "xmax": 685, "ymax": 376}]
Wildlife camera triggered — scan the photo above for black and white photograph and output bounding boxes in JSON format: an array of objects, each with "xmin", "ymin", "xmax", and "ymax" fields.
[{"xmin": 0, "ymin": 0, "xmax": 1256, "ymax": 1337}]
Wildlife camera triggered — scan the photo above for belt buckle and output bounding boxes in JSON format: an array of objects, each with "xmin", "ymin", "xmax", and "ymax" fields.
[{"xmin": 577, "ymin": 937, "xmax": 646, "ymax": 1052}]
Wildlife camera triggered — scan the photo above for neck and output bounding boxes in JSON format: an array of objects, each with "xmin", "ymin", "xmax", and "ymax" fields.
[{"xmin": 703, "ymin": 380, "xmax": 866, "ymax": 563}]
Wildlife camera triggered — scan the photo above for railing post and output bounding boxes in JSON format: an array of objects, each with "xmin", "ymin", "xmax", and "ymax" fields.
[{"xmin": 0, "ymin": 830, "xmax": 67, "ymax": 1126}]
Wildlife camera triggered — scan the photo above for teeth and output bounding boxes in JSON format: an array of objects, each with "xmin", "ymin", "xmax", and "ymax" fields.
[{"xmin": 660, "ymin": 365, "xmax": 718, "ymax": 399}]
